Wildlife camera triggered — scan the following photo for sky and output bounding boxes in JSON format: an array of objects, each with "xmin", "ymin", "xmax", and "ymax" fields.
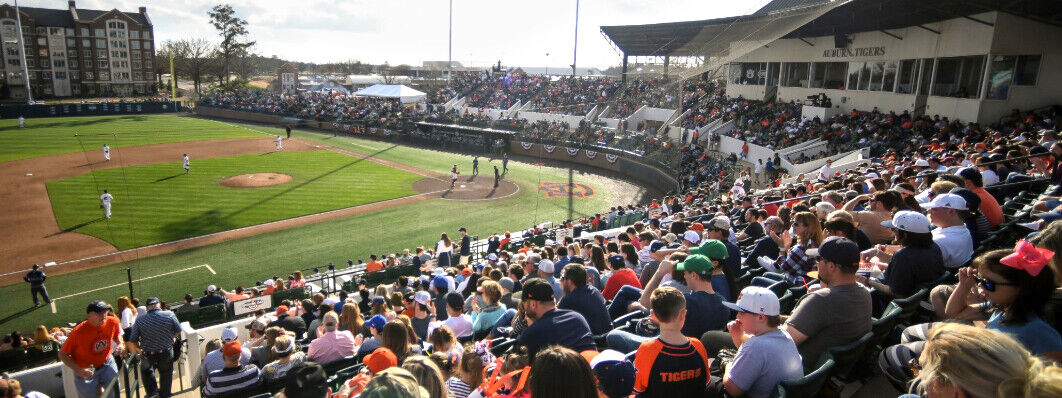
[{"xmin": 34, "ymin": 0, "xmax": 772, "ymax": 68}]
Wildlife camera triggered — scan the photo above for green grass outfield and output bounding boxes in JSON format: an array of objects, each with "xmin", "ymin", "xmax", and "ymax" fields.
[
  {"xmin": 0, "ymin": 117, "xmax": 614, "ymax": 333},
  {"xmin": 0, "ymin": 114, "xmax": 261, "ymax": 162},
  {"xmin": 46, "ymin": 150, "xmax": 421, "ymax": 249}
]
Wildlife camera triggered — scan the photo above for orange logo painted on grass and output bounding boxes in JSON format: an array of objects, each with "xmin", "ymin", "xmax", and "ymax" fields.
[{"xmin": 538, "ymin": 182, "xmax": 595, "ymax": 198}]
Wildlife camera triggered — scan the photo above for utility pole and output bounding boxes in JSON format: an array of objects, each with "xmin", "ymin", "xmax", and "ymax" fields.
[
  {"xmin": 14, "ymin": 0, "xmax": 33, "ymax": 104},
  {"xmin": 448, "ymin": 0, "xmax": 453, "ymax": 83}
]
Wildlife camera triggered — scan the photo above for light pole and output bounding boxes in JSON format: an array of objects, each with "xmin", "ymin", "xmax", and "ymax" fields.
[
  {"xmin": 447, "ymin": 0, "xmax": 452, "ymax": 83},
  {"xmin": 571, "ymin": 0, "xmax": 579, "ymax": 77},
  {"xmin": 545, "ymin": 52, "xmax": 550, "ymax": 76},
  {"xmin": 14, "ymin": 0, "xmax": 33, "ymax": 104}
]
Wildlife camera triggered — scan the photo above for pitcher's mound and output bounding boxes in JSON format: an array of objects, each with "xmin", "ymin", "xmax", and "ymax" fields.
[{"xmin": 219, "ymin": 173, "xmax": 293, "ymax": 188}]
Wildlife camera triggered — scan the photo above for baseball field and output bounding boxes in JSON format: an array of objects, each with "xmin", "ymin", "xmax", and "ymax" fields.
[{"xmin": 0, "ymin": 113, "xmax": 650, "ymax": 334}]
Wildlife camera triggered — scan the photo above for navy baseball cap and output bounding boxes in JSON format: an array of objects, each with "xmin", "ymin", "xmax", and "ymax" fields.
[
  {"xmin": 608, "ymin": 255, "xmax": 625, "ymax": 269},
  {"xmin": 86, "ymin": 300, "xmax": 111, "ymax": 314},
  {"xmin": 521, "ymin": 278, "xmax": 555, "ymax": 302}
]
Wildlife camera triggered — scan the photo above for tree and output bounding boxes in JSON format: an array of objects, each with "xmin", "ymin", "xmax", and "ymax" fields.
[
  {"xmin": 231, "ymin": 45, "xmax": 259, "ymax": 82},
  {"xmin": 208, "ymin": 4, "xmax": 255, "ymax": 84},
  {"xmin": 177, "ymin": 38, "xmax": 215, "ymax": 95}
]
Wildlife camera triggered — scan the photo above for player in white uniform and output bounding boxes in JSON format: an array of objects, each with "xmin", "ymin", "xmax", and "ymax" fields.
[
  {"xmin": 103, "ymin": 144, "xmax": 111, "ymax": 161},
  {"xmin": 183, "ymin": 154, "xmax": 190, "ymax": 173},
  {"xmin": 99, "ymin": 190, "xmax": 114, "ymax": 219},
  {"xmin": 450, "ymin": 165, "xmax": 459, "ymax": 189},
  {"xmin": 275, "ymin": 136, "xmax": 283, "ymax": 151},
  {"xmin": 18, "ymin": 116, "xmax": 24, "ymax": 128}
]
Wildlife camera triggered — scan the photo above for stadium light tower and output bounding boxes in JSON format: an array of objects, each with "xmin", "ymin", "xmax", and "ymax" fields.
[
  {"xmin": 13, "ymin": 0, "xmax": 33, "ymax": 104},
  {"xmin": 571, "ymin": 0, "xmax": 579, "ymax": 77},
  {"xmin": 448, "ymin": 0, "xmax": 453, "ymax": 83}
]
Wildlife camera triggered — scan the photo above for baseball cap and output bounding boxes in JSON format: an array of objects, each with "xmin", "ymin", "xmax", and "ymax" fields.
[
  {"xmin": 881, "ymin": 210, "xmax": 932, "ymax": 234},
  {"xmin": 923, "ymin": 193, "xmax": 968, "ymax": 211},
  {"xmin": 682, "ymin": 230, "xmax": 701, "ymax": 244},
  {"xmin": 276, "ymin": 305, "xmax": 290, "ymax": 316},
  {"xmin": 207, "ymin": 285, "xmax": 217, "ymax": 293},
  {"xmin": 914, "ymin": 159, "xmax": 930, "ymax": 167},
  {"xmin": 284, "ymin": 362, "xmax": 330, "ymax": 398},
  {"xmin": 689, "ymin": 239, "xmax": 729, "ymax": 260},
  {"xmin": 723, "ymin": 286, "xmax": 780, "ymax": 316},
  {"xmin": 366, "ymin": 314, "xmax": 387, "ymax": 332},
  {"xmin": 365, "ymin": 347, "xmax": 399, "ymax": 374},
  {"xmin": 413, "ymin": 291, "xmax": 431, "ymax": 306},
  {"xmin": 689, "ymin": 222, "xmax": 705, "ymax": 231},
  {"xmin": 431, "ymin": 268, "xmax": 447, "ymax": 277},
  {"xmin": 264, "ymin": 279, "xmax": 275, "ymax": 287},
  {"xmin": 521, "ymin": 278, "xmax": 555, "ymax": 302},
  {"xmin": 589, "ymin": 350, "xmax": 636, "ymax": 398},
  {"xmin": 498, "ymin": 277, "xmax": 515, "ymax": 292},
  {"xmin": 372, "ymin": 296, "xmax": 386, "ymax": 305},
  {"xmin": 805, "ymin": 236, "xmax": 860, "ymax": 268},
  {"xmin": 144, "ymin": 297, "xmax": 160, "ymax": 307},
  {"xmin": 245, "ymin": 319, "xmax": 267, "ymax": 332},
  {"xmin": 431, "ymin": 276, "xmax": 448, "ymax": 290},
  {"xmin": 956, "ymin": 167, "xmax": 981, "ymax": 182},
  {"xmin": 487, "ymin": 253, "xmax": 499, "ymax": 261},
  {"xmin": 461, "ymin": 268, "xmax": 472, "ymax": 276},
  {"xmin": 675, "ymin": 254, "xmax": 715, "ymax": 276},
  {"xmin": 221, "ymin": 326, "xmax": 239, "ymax": 342},
  {"xmin": 537, "ymin": 259, "xmax": 555, "ymax": 274},
  {"xmin": 459, "ymin": 227, "xmax": 467, "ymax": 232},
  {"xmin": 949, "ymin": 188, "xmax": 981, "ymax": 213},
  {"xmin": 707, "ymin": 216, "xmax": 730, "ymax": 231},
  {"xmin": 607, "ymin": 255, "xmax": 625, "ymax": 269},
  {"xmin": 222, "ymin": 340, "xmax": 243, "ymax": 357},
  {"xmin": 86, "ymin": 300, "xmax": 112, "ymax": 314},
  {"xmin": 648, "ymin": 240, "xmax": 666, "ymax": 253}
]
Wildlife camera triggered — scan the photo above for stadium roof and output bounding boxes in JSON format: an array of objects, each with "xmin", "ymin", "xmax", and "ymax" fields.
[{"xmin": 601, "ymin": 0, "xmax": 1062, "ymax": 57}]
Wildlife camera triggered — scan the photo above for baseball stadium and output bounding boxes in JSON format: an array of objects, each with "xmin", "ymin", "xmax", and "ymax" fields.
[{"xmin": 2, "ymin": 0, "xmax": 1062, "ymax": 397}]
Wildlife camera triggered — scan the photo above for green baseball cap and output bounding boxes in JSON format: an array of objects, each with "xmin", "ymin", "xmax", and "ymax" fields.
[
  {"xmin": 689, "ymin": 239, "xmax": 729, "ymax": 260},
  {"xmin": 675, "ymin": 254, "xmax": 715, "ymax": 275}
]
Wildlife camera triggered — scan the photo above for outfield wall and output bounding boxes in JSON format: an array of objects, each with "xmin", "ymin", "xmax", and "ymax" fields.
[{"xmin": 195, "ymin": 106, "xmax": 678, "ymax": 195}]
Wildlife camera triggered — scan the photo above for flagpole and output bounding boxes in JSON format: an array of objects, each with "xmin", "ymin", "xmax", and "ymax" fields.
[{"xmin": 13, "ymin": 0, "xmax": 32, "ymax": 104}]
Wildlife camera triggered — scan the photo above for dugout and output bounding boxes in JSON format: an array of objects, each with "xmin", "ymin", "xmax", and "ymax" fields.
[{"xmin": 414, "ymin": 121, "xmax": 516, "ymax": 154}]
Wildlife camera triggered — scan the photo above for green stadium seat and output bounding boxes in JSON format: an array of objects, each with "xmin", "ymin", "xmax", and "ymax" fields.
[{"xmin": 189, "ymin": 304, "xmax": 227, "ymax": 329}]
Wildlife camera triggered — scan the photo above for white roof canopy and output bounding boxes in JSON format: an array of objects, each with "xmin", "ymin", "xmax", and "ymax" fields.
[{"xmin": 354, "ymin": 84, "xmax": 427, "ymax": 104}]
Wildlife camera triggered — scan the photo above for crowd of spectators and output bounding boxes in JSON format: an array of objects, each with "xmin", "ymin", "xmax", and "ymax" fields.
[{"xmin": 200, "ymin": 90, "xmax": 414, "ymax": 129}]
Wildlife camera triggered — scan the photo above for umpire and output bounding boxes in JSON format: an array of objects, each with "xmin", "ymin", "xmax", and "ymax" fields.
[
  {"xmin": 24, "ymin": 264, "xmax": 50, "ymax": 306},
  {"xmin": 129, "ymin": 297, "xmax": 181, "ymax": 398}
]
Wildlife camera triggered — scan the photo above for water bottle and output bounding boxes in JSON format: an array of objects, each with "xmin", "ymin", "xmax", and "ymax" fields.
[{"xmin": 87, "ymin": 364, "xmax": 95, "ymax": 377}]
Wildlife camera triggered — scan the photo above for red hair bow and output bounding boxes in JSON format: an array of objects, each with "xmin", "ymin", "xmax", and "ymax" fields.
[{"xmin": 1000, "ymin": 240, "xmax": 1054, "ymax": 277}]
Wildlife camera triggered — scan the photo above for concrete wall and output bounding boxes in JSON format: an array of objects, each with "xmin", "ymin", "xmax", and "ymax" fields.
[
  {"xmin": 196, "ymin": 106, "xmax": 286, "ymax": 124},
  {"xmin": 509, "ymin": 141, "xmax": 678, "ymax": 194}
]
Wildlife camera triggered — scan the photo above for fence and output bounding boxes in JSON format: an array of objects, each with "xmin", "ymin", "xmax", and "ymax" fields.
[{"xmin": 2, "ymin": 101, "xmax": 181, "ymax": 119}]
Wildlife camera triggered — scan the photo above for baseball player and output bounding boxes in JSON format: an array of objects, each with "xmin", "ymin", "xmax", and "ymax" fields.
[
  {"xmin": 103, "ymin": 144, "xmax": 111, "ymax": 161},
  {"xmin": 502, "ymin": 152, "xmax": 509, "ymax": 172},
  {"xmin": 275, "ymin": 135, "xmax": 283, "ymax": 151},
  {"xmin": 18, "ymin": 115, "xmax": 24, "ymax": 128},
  {"xmin": 183, "ymin": 154, "xmax": 190, "ymax": 173},
  {"xmin": 100, "ymin": 189, "xmax": 114, "ymax": 219},
  {"xmin": 472, "ymin": 156, "xmax": 479, "ymax": 176},
  {"xmin": 450, "ymin": 165, "xmax": 459, "ymax": 189}
]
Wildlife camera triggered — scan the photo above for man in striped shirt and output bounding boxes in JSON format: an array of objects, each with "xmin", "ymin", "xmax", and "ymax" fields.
[
  {"xmin": 205, "ymin": 340, "xmax": 261, "ymax": 396},
  {"xmin": 129, "ymin": 297, "xmax": 181, "ymax": 398}
]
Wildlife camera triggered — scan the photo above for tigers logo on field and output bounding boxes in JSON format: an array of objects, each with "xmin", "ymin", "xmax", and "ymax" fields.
[{"xmin": 538, "ymin": 182, "xmax": 595, "ymax": 198}]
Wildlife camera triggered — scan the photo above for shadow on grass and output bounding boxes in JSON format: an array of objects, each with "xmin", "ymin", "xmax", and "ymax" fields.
[
  {"xmin": 0, "ymin": 305, "xmax": 45, "ymax": 327},
  {"xmin": 153, "ymin": 173, "xmax": 184, "ymax": 183},
  {"xmin": 46, "ymin": 217, "xmax": 106, "ymax": 237},
  {"xmin": 159, "ymin": 209, "xmax": 238, "ymax": 243}
]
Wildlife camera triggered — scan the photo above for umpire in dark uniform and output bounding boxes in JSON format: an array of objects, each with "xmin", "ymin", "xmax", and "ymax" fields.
[
  {"xmin": 24, "ymin": 264, "xmax": 50, "ymax": 306},
  {"xmin": 129, "ymin": 297, "xmax": 182, "ymax": 398}
]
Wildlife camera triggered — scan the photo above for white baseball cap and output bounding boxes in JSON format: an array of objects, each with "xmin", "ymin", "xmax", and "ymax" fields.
[
  {"xmin": 723, "ymin": 286, "xmax": 780, "ymax": 316},
  {"xmin": 881, "ymin": 210, "xmax": 932, "ymax": 234},
  {"xmin": 413, "ymin": 291, "xmax": 431, "ymax": 306},
  {"xmin": 914, "ymin": 159, "xmax": 930, "ymax": 167},
  {"xmin": 207, "ymin": 285, "xmax": 217, "ymax": 293},
  {"xmin": 487, "ymin": 253, "xmax": 499, "ymax": 261},
  {"xmin": 923, "ymin": 193, "xmax": 968, "ymax": 211},
  {"xmin": 263, "ymin": 279, "xmax": 275, "ymax": 287},
  {"xmin": 538, "ymin": 259, "xmax": 555, "ymax": 273},
  {"xmin": 682, "ymin": 230, "xmax": 701, "ymax": 244},
  {"xmin": 221, "ymin": 326, "xmax": 239, "ymax": 342}
]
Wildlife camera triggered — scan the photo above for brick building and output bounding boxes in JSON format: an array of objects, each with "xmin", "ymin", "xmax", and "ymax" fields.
[
  {"xmin": 276, "ymin": 62, "xmax": 298, "ymax": 93},
  {"xmin": 0, "ymin": 1, "xmax": 157, "ymax": 100}
]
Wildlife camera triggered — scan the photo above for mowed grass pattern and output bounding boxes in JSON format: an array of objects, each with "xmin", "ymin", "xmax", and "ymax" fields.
[
  {"xmin": 0, "ymin": 118, "xmax": 614, "ymax": 333},
  {"xmin": 45, "ymin": 150, "xmax": 421, "ymax": 249},
  {"xmin": 0, "ymin": 114, "xmax": 261, "ymax": 162}
]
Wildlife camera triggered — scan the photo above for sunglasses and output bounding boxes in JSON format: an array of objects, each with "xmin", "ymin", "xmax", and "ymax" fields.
[{"xmin": 975, "ymin": 276, "xmax": 1017, "ymax": 292}]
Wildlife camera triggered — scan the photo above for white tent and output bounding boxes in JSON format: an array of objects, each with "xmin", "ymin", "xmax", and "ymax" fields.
[{"xmin": 354, "ymin": 84, "xmax": 427, "ymax": 104}]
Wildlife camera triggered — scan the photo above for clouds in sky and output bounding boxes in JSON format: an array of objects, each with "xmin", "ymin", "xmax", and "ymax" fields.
[{"xmin": 35, "ymin": 0, "xmax": 770, "ymax": 68}]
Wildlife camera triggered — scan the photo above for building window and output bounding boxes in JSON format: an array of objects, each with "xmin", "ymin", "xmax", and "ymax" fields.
[
  {"xmin": 37, "ymin": 37, "xmax": 47, "ymax": 46},
  {"xmin": 42, "ymin": 71, "xmax": 52, "ymax": 79},
  {"xmin": 36, "ymin": 27, "xmax": 46, "ymax": 35},
  {"xmin": 130, "ymin": 31, "xmax": 139, "ymax": 39},
  {"xmin": 144, "ymin": 42, "xmax": 151, "ymax": 50},
  {"xmin": 99, "ymin": 72, "xmax": 110, "ymax": 81},
  {"xmin": 144, "ymin": 51, "xmax": 152, "ymax": 59},
  {"xmin": 38, "ymin": 48, "xmax": 48, "ymax": 57},
  {"xmin": 84, "ymin": 60, "xmax": 92, "ymax": 68},
  {"xmin": 882, "ymin": 61, "xmax": 898, "ymax": 92},
  {"xmin": 96, "ymin": 39, "xmax": 106, "ymax": 48},
  {"xmin": 69, "ymin": 50, "xmax": 77, "ymax": 58},
  {"xmin": 95, "ymin": 29, "xmax": 105, "ymax": 37},
  {"xmin": 780, "ymin": 62, "xmax": 810, "ymax": 88},
  {"xmin": 6, "ymin": 59, "xmax": 18, "ymax": 67},
  {"xmin": 49, "ymin": 27, "xmax": 62, "ymax": 35},
  {"xmin": 133, "ymin": 72, "xmax": 140, "ymax": 80},
  {"xmin": 84, "ymin": 71, "xmax": 93, "ymax": 80},
  {"xmin": 108, "ymin": 21, "xmax": 126, "ymax": 29},
  {"xmin": 732, "ymin": 62, "xmax": 766, "ymax": 85},
  {"xmin": 70, "ymin": 71, "xmax": 79, "ymax": 79},
  {"xmin": 896, "ymin": 59, "xmax": 917, "ymax": 94},
  {"xmin": 932, "ymin": 55, "xmax": 985, "ymax": 98},
  {"xmin": 97, "ymin": 50, "xmax": 106, "ymax": 59},
  {"xmin": 1014, "ymin": 55, "xmax": 1040, "ymax": 86},
  {"xmin": 131, "ymin": 41, "xmax": 140, "ymax": 49},
  {"xmin": 26, "ymin": 59, "xmax": 34, "ymax": 67},
  {"xmin": 809, "ymin": 62, "xmax": 847, "ymax": 90},
  {"xmin": 99, "ymin": 60, "xmax": 109, "ymax": 68},
  {"xmin": 131, "ymin": 51, "xmax": 140, "ymax": 59},
  {"xmin": 80, "ymin": 28, "xmax": 90, "ymax": 36},
  {"xmin": 83, "ymin": 39, "xmax": 91, "ymax": 47},
  {"xmin": 55, "ymin": 71, "xmax": 67, "ymax": 79},
  {"xmin": 67, "ymin": 38, "xmax": 76, "ymax": 47},
  {"xmin": 65, "ymin": 28, "xmax": 75, "ymax": 36},
  {"xmin": 5, "ymin": 47, "xmax": 17, "ymax": 56},
  {"xmin": 132, "ymin": 60, "xmax": 141, "ymax": 69},
  {"xmin": 53, "ymin": 60, "xmax": 66, "ymax": 68},
  {"xmin": 72, "ymin": 85, "xmax": 80, "ymax": 94}
]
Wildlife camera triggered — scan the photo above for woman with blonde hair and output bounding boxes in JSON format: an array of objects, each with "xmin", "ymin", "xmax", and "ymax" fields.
[
  {"xmin": 401, "ymin": 355, "xmax": 451, "ymax": 398},
  {"xmin": 290, "ymin": 270, "xmax": 306, "ymax": 288},
  {"xmin": 757, "ymin": 211, "xmax": 824, "ymax": 285},
  {"xmin": 911, "ymin": 323, "xmax": 1062, "ymax": 398},
  {"xmin": 262, "ymin": 334, "xmax": 306, "ymax": 381},
  {"xmin": 428, "ymin": 325, "xmax": 462, "ymax": 360},
  {"xmin": 33, "ymin": 325, "xmax": 58, "ymax": 350},
  {"xmin": 116, "ymin": 296, "xmax": 137, "ymax": 340}
]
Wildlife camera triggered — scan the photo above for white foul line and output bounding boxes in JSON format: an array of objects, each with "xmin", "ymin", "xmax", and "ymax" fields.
[{"xmin": 50, "ymin": 264, "xmax": 213, "ymax": 312}]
